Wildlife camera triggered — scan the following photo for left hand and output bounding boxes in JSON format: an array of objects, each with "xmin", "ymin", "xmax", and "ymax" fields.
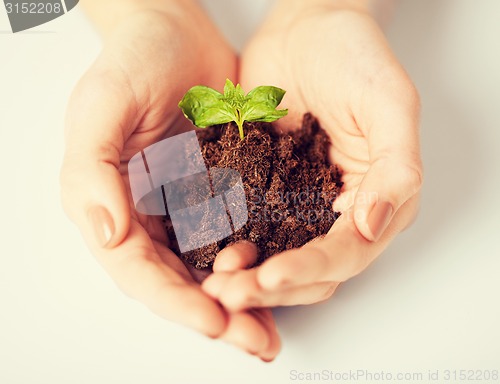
[
  {"xmin": 202, "ymin": 0, "xmax": 423, "ymax": 311},
  {"xmin": 60, "ymin": 8, "xmax": 280, "ymax": 360}
]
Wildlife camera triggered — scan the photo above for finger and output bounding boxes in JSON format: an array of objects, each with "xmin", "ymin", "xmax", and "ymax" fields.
[
  {"xmin": 60, "ymin": 69, "xmax": 139, "ymax": 250},
  {"xmin": 219, "ymin": 311, "xmax": 270, "ymax": 356},
  {"xmin": 254, "ymin": 282, "xmax": 339, "ymax": 308},
  {"xmin": 202, "ymin": 272, "xmax": 234, "ymax": 299},
  {"xmin": 257, "ymin": 204, "xmax": 417, "ymax": 289},
  {"xmin": 207, "ymin": 269, "xmax": 262, "ymax": 312},
  {"xmin": 353, "ymin": 80, "xmax": 423, "ymax": 241},
  {"xmin": 94, "ymin": 219, "xmax": 227, "ymax": 338},
  {"xmin": 248, "ymin": 309, "xmax": 282, "ymax": 362},
  {"xmin": 213, "ymin": 241, "xmax": 258, "ymax": 272},
  {"xmin": 204, "ymin": 273, "xmax": 281, "ymax": 359},
  {"xmin": 209, "ymin": 266, "xmax": 340, "ymax": 310},
  {"xmin": 205, "ymin": 242, "xmax": 258, "ymax": 300},
  {"xmin": 243, "ymin": 282, "xmax": 339, "ymax": 309}
]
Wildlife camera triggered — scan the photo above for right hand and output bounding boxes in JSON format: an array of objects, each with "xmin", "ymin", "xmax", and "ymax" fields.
[
  {"xmin": 203, "ymin": 1, "xmax": 422, "ymax": 313},
  {"xmin": 60, "ymin": 8, "xmax": 280, "ymax": 361}
]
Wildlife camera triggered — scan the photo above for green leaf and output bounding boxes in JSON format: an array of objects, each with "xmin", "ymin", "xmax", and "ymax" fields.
[
  {"xmin": 246, "ymin": 86, "xmax": 286, "ymax": 108},
  {"xmin": 223, "ymin": 79, "xmax": 236, "ymax": 99},
  {"xmin": 195, "ymin": 105, "xmax": 235, "ymax": 127},
  {"xmin": 241, "ymin": 85, "xmax": 288, "ymax": 123},
  {"xmin": 235, "ymin": 83, "xmax": 245, "ymax": 101},
  {"xmin": 178, "ymin": 81, "xmax": 288, "ymax": 139},
  {"xmin": 223, "ymin": 79, "xmax": 246, "ymax": 109},
  {"xmin": 241, "ymin": 103, "xmax": 288, "ymax": 123},
  {"xmin": 178, "ymin": 85, "xmax": 236, "ymax": 128}
]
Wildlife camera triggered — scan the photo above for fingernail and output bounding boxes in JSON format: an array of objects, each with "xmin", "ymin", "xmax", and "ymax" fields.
[
  {"xmin": 260, "ymin": 357, "xmax": 275, "ymax": 363},
  {"xmin": 367, "ymin": 201, "xmax": 393, "ymax": 241},
  {"xmin": 87, "ymin": 206, "xmax": 115, "ymax": 248}
]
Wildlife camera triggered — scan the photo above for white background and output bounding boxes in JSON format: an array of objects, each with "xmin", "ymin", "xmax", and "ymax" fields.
[{"xmin": 1, "ymin": 1, "xmax": 499, "ymax": 383}]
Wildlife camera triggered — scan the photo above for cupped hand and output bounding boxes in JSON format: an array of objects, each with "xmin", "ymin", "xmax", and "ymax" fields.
[
  {"xmin": 60, "ymin": 8, "xmax": 280, "ymax": 360},
  {"xmin": 203, "ymin": 2, "xmax": 423, "ymax": 310}
]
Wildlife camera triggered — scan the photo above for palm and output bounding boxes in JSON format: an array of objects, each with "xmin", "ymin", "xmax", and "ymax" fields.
[
  {"xmin": 240, "ymin": 11, "xmax": 402, "ymax": 211},
  {"xmin": 63, "ymin": 11, "xmax": 281, "ymax": 358},
  {"xmin": 105, "ymin": 28, "xmax": 235, "ymax": 282},
  {"xmin": 113, "ymin": 44, "xmax": 279, "ymax": 356},
  {"xmin": 201, "ymin": 6, "xmax": 421, "ymax": 314}
]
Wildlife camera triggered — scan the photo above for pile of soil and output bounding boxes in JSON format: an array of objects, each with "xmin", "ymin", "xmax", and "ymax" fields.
[{"xmin": 164, "ymin": 113, "xmax": 343, "ymax": 269}]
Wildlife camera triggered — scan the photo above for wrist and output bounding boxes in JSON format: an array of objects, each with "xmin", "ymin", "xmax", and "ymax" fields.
[
  {"xmin": 81, "ymin": 0, "xmax": 197, "ymax": 38},
  {"xmin": 274, "ymin": 0, "xmax": 372, "ymax": 15},
  {"xmin": 265, "ymin": 0, "xmax": 373, "ymax": 31},
  {"xmin": 272, "ymin": 0, "xmax": 397, "ymax": 28}
]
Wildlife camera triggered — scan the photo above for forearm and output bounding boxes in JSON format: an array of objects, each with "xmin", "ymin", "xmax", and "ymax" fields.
[
  {"xmin": 272, "ymin": 0, "xmax": 396, "ymax": 27},
  {"xmin": 80, "ymin": 0, "xmax": 198, "ymax": 37}
]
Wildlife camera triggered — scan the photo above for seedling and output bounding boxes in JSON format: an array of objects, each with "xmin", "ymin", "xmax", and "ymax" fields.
[{"xmin": 178, "ymin": 79, "xmax": 288, "ymax": 140}]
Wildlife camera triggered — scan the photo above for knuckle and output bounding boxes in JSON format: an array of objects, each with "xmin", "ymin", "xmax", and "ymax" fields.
[
  {"xmin": 229, "ymin": 290, "xmax": 254, "ymax": 309},
  {"xmin": 402, "ymin": 162, "xmax": 424, "ymax": 194},
  {"xmin": 373, "ymin": 157, "xmax": 424, "ymax": 197},
  {"xmin": 321, "ymin": 283, "xmax": 338, "ymax": 300},
  {"xmin": 312, "ymin": 283, "xmax": 339, "ymax": 305},
  {"xmin": 96, "ymin": 143, "xmax": 122, "ymax": 168}
]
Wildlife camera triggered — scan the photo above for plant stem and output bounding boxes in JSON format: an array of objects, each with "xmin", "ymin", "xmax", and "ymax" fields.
[
  {"xmin": 235, "ymin": 110, "xmax": 245, "ymax": 140},
  {"xmin": 236, "ymin": 121, "xmax": 245, "ymax": 140}
]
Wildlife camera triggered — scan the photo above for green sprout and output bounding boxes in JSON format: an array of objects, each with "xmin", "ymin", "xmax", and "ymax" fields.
[{"xmin": 178, "ymin": 79, "xmax": 288, "ymax": 140}]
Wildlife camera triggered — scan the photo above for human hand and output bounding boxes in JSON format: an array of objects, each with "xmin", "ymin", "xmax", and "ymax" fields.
[
  {"xmin": 202, "ymin": 0, "xmax": 423, "ymax": 310},
  {"xmin": 60, "ymin": 6, "xmax": 280, "ymax": 360}
]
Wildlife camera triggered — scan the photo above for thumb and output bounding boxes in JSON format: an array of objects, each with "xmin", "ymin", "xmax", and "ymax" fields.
[
  {"xmin": 353, "ymin": 84, "xmax": 423, "ymax": 242},
  {"xmin": 354, "ymin": 157, "xmax": 423, "ymax": 242},
  {"xmin": 60, "ymin": 72, "xmax": 138, "ymax": 249}
]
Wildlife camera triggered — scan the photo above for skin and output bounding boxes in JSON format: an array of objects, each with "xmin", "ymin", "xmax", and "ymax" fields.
[
  {"xmin": 60, "ymin": 1, "xmax": 280, "ymax": 361},
  {"xmin": 202, "ymin": 1, "xmax": 423, "ymax": 311},
  {"xmin": 60, "ymin": 0, "xmax": 422, "ymax": 361}
]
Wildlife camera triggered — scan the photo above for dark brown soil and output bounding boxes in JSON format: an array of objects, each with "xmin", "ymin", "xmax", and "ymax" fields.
[{"xmin": 164, "ymin": 113, "xmax": 343, "ymax": 269}]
